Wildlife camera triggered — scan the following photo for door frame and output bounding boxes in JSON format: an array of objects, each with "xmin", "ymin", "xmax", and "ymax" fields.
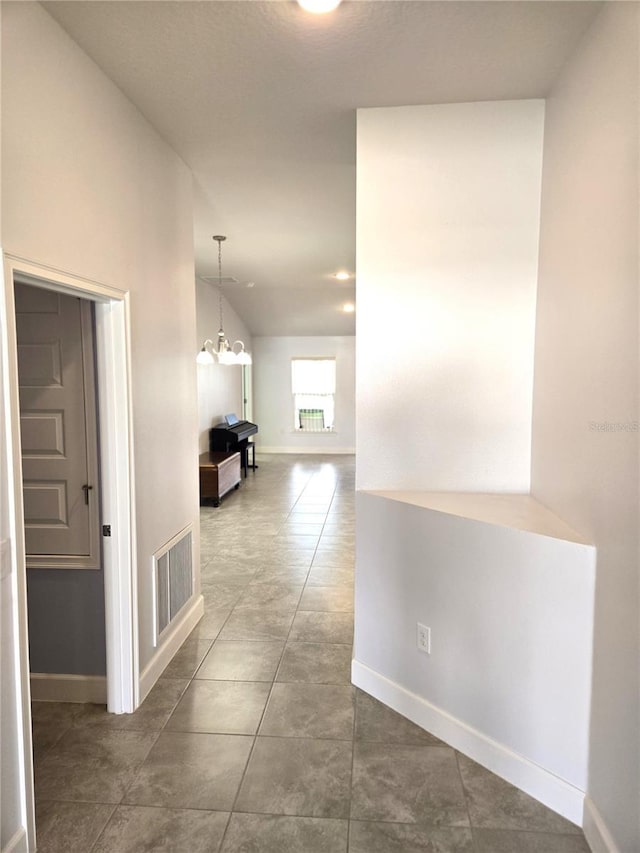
[
  {"xmin": 1, "ymin": 253, "xmax": 138, "ymax": 849},
  {"xmin": 241, "ymin": 363, "xmax": 253, "ymax": 422}
]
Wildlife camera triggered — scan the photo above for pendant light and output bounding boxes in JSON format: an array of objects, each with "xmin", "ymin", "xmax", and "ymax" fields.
[{"xmin": 197, "ymin": 235, "xmax": 252, "ymax": 366}]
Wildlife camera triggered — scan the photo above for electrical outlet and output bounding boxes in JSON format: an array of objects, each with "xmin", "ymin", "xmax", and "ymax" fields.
[{"xmin": 417, "ymin": 622, "xmax": 431, "ymax": 654}]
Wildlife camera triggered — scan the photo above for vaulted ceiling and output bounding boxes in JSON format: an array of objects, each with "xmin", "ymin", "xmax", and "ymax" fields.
[{"xmin": 44, "ymin": 0, "xmax": 600, "ymax": 336}]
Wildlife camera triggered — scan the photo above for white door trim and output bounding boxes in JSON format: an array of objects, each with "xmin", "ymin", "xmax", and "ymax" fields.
[
  {"xmin": 1, "ymin": 256, "xmax": 36, "ymax": 853},
  {"xmin": 94, "ymin": 296, "xmax": 139, "ymax": 713},
  {"xmin": 1, "ymin": 253, "xmax": 138, "ymax": 848}
]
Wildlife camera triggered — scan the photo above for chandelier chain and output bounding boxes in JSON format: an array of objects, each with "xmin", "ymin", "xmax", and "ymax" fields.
[
  {"xmin": 218, "ymin": 238, "xmax": 223, "ymax": 330},
  {"xmin": 213, "ymin": 235, "xmax": 227, "ymax": 333}
]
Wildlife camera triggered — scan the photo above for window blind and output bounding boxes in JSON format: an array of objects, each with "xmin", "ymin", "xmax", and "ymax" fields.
[{"xmin": 291, "ymin": 359, "xmax": 336, "ymax": 395}]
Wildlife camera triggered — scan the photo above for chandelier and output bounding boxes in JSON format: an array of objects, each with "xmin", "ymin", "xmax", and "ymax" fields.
[{"xmin": 197, "ymin": 235, "xmax": 252, "ymax": 366}]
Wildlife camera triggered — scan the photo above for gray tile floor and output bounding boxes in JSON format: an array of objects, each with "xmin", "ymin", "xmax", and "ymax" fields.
[{"xmin": 32, "ymin": 454, "xmax": 591, "ymax": 852}]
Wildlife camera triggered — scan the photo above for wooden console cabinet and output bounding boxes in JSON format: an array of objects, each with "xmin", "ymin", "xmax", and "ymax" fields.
[{"xmin": 199, "ymin": 451, "xmax": 241, "ymax": 506}]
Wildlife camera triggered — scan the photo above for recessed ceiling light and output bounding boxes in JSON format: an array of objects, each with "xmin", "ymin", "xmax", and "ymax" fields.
[
  {"xmin": 334, "ymin": 271, "xmax": 350, "ymax": 280},
  {"xmin": 343, "ymin": 303, "xmax": 355, "ymax": 313},
  {"xmin": 298, "ymin": 0, "xmax": 342, "ymax": 13}
]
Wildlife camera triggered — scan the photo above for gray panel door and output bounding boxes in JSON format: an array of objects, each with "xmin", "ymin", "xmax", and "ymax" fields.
[{"xmin": 15, "ymin": 282, "xmax": 100, "ymax": 569}]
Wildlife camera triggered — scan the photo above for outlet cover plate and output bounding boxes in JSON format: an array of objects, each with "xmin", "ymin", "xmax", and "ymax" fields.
[{"xmin": 417, "ymin": 622, "xmax": 431, "ymax": 654}]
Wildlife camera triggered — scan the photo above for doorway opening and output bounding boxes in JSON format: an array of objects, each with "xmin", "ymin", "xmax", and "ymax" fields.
[
  {"xmin": 15, "ymin": 281, "xmax": 107, "ymax": 708},
  {"xmin": 5, "ymin": 258, "xmax": 139, "ymax": 711},
  {"xmin": 1, "ymin": 255, "xmax": 139, "ymax": 850}
]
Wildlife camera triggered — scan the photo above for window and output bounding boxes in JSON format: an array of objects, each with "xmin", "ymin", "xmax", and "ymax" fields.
[{"xmin": 292, "ymin": 358, "xmax": 336, "ymax": 431}]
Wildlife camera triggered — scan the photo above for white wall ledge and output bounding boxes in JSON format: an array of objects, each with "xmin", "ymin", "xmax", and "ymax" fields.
[{"xmin": 364, "ymin": 490, "xmax": 592, "ymax": 546}]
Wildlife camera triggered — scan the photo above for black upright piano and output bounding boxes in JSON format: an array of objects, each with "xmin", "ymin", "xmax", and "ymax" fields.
[{"xmin": 209, "ymin": 414, "xmax": 258, "ymax": 477}]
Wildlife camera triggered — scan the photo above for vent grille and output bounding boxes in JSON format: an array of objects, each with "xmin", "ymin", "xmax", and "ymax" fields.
[{"xmin": 154, "ymin": 526, "xmax": 193, "ymax": 642}]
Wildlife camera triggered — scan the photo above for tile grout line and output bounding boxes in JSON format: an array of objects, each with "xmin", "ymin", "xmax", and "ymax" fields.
[
  {"xmin": 216, "ymin": 474, "xmax": 327, "ymax": 849},
  {"xmin": 347, "ymin": 648, "xmax": 358, "ymax": 852},
  {"xmin": 224, "ymin": 475, "xmax": 353, "ymax": 835},
  {"xmin": 86, "ymin": 803, "xmax": 119, "ymax": 853}
]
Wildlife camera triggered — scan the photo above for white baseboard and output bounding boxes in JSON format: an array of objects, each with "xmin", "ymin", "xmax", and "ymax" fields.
[
  {"xmin": 583, "ymin": 797, "xmax": 620, "ymax": 853},
  {"xmin": 352, "ymin": 659, "xmax": 585, "ymax": 827},
  {"xmin": 2, "ymin": 827, "xmax": 28, "ymax": 853},
  {"xmin": 258, "ymin": 446, "xmax": 355, "ymax": 455},
  {"xmin": 138, "ymin": 594, "xmax": 204, "ymax": 704},
  {"xmin": 30, "ymin": 673, "xmax": 107, "ymax": 704}
]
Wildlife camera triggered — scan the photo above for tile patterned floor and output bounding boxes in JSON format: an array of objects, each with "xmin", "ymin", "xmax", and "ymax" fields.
[{"xmin": 32, "ymin": 454, "xmax": 591, "ymax": 852}]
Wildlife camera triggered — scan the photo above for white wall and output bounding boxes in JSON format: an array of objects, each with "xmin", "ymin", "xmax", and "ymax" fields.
[
  {"xmin": 196, "ymin": 278, "xmax": 252, "ymax": 453},
  {"xmin": 1, "ymin": 1, "xmax": 199, "ymax": 685},
  {"xmin": 531, "ymin": 5, "xmax": 639, "ymax": 850},
  {"xmin": 253, "ymin": 336, "xmax": 355, "ymax": 453},
  {"xmin": 356, "ymin": 100, "xmax": 544, "ymax": 492},
  {"xmin": 354, "ymin": 492, "xmax": 596, "ymax": 822}
]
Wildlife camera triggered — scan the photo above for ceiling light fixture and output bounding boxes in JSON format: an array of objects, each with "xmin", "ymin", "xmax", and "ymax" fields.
[
  {"xmin": 334, "ymin": 271, "xmax": 350, "ymax": 280},
  {"xmin": 297, "ymin": 0, "xmax": 342, "ymax": 13},
  {"xmin": 343, "ymin": 303, "xmax": 355, "ymax": 313},
  {"xmin": 197, "ymin": 235, "xmax": 252, "ymax": 367}
]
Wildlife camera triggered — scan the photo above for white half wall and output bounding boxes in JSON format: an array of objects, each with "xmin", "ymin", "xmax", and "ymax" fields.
[
  {"xmin": 354, "ymin": 491, "xmax": 596, "ymax": 822},
  {"xmin": 253, "ymin": 336, "xmax": 355, "ymax": 453},
  {"xmin": 356, "ymin": 99, "xmax": 544, "ymax": 492},
  {"xmin": 531, "ymin": 5, "xmax": 639, "ymax": 851},
  {"xmin": 1, "ymin": 2, "xmax": 199, "ymax": 678},
  {"xmin": 196, "ymin": 277, "xmax": 252, "ymax": 453}
]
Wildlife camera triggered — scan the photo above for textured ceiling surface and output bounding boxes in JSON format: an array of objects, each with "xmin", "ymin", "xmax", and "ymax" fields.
[{"xmin": 43, "ymin": 0, "xmax": 599, "ymax": 336}]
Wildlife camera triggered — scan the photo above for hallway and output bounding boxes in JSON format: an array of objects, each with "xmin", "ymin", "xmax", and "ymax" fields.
[{"xmin": 32, "ymin": 455, "xmax": 589, "ymax": 852}]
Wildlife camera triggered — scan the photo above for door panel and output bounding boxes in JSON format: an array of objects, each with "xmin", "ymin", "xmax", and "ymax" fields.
[
  {"xmin": 15, "ymin": 282, "xmax": 100, "ymax": 569},
  {"xmin": 23, "ymin": 481, "xmax": 68, "ymax": 526},
  {"xmin": 20, "ymin": 411, "xmax": 65, "ymax": 457},
  {"xmin": 17, "ymin": 341, "xmax": 63, "ymax": 385}
]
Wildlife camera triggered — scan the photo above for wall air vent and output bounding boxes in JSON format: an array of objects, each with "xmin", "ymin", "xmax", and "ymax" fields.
[{"xmin": 153, "ymin": 524, "xmax": 193, "ymax": 643}]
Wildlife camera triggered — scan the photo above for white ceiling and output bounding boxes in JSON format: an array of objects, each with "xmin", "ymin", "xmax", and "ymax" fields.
[{"xmin": 43, "ymin": 0, "xmax": 600, "ymax": 337}]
